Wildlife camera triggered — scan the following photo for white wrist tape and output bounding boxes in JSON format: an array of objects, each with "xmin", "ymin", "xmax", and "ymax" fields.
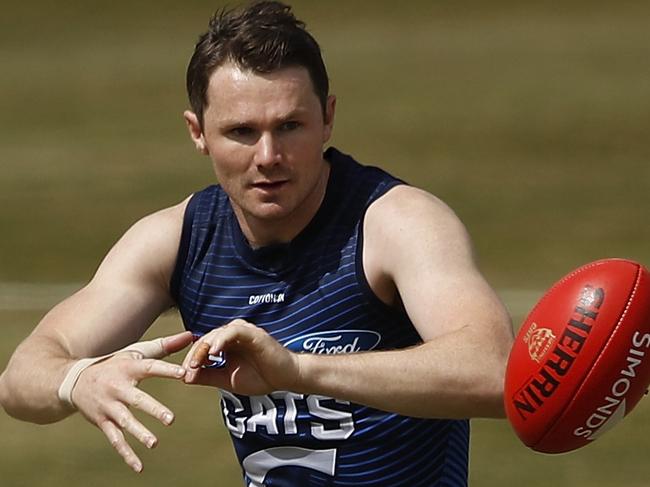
[{"xmin": 57, "ymin": 338, "xmax": 166, "ymax": 409}]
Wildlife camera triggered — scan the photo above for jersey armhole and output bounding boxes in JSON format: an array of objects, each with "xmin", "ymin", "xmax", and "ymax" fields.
[
  {"xmin": 170, "ymin": 192, "xmax": 200, "ymax": 304},
  {"xmin": 355, "ymin": 181, "xmax": 405, "ymax": 314}
]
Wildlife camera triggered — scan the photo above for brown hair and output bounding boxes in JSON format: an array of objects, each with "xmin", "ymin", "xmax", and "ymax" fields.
[{"xmin": 186, "ymin": 1, "xmax": 329, "ymax": 128}]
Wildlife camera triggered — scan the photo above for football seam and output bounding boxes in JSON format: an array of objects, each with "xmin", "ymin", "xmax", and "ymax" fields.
[{"xmin": 532, "ymin": 261, "xmax": 642, "ymax": 451}]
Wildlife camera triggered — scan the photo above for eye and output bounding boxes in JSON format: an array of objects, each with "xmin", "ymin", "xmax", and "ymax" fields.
[
  {"xmin": 229, "ymin": 126, "xmax": 255, "ymax": 138},
  {"xmin": 279, "ymin": 121, "xmax": 301, "ymax": 132}
]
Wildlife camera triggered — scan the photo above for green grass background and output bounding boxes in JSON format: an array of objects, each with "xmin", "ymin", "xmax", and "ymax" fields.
[{"xmin": 1, "ymin": 0, "xmax": 649, "ymax": 485}]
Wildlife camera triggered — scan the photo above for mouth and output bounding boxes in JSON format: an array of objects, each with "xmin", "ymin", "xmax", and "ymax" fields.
[{"xmin": 251, "ymin": 180, "xmax": 289, "ymax": 191}]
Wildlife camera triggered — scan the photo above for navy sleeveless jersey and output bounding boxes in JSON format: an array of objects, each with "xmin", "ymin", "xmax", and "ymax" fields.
[{"xmin": 171, "ymin": 147, "xmax": 469, "ymax": 486}]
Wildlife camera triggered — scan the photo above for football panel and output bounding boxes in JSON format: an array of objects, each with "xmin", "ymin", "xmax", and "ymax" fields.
[
  {"xmin": 505, "ymin": 259, "xmax": 640, "ymax": 448},
  {"xmin": 533, "ymin": 264, "xmax": 650, "ymax": 453}
]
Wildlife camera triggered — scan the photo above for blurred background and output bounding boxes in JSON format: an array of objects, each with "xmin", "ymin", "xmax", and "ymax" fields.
[{"xmin": 1, "ymin": 0, "xmax": 649, "ymax": 485}]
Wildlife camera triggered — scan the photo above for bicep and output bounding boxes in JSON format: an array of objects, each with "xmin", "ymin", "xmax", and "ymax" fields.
[
  {"xmin": 399, "ymin": 257, "xmax": 510, "ymax": 343},
  {"xmin": 367, "ymin": 187, "xmax": 512, "ymax": 343},
  {"xmin": 32, "ymin": 202, "xmax": 186, "ymax": 358}
]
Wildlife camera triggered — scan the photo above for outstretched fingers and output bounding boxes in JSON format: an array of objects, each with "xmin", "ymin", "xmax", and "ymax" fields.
[
  {"xmin": 94, "ymin": 364, "xmax": 180, "ymax": 471},
  {"xmin": 73, "ymin": 352, "xmax": 186, "ymax": 473},
  {"xmin": 99, "ymin": 419, "xmax": 144, "ymax": 473},
  {"xmin": 118, "ymin": 331, "xmax": 193, "ymax": 360},
  {"xmin": 161, "ymin": 331, "xmax": 194, "ymax": 355},
  {"xmin": 130, "ymin": 357, "xmax": 187, "ymax": 382},
  {"xmin": 122, "ymin": 385, "xmax": 176, "ymax": 427}
]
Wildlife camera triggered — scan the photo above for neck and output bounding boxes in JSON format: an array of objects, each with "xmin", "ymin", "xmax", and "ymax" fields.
[{"xmin": 234, "ymin": 161, "xmax": 331, "ymax": 249}]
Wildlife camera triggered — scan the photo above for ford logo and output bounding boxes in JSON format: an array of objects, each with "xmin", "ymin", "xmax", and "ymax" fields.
[{"xmin": 284, "ymin": 330, "xmax": 382, "ymax": 355}]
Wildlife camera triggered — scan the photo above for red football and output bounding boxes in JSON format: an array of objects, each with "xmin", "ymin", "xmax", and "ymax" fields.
[{"xmin": 504, "ymin": 258, "xmax": 650, "ymax": 453}]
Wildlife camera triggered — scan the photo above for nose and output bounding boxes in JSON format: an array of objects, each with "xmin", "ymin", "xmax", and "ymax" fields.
[{"xmin": 255, "ymin": 132, "xmax": 282, "ymax": 168}]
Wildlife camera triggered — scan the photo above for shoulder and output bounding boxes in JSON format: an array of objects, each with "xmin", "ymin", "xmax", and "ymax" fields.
[
  {"xmin": 361, "ymin": 185, "xmax": 475, "ymax": 308},
  {"xmin": 113, "ymin": 197, "xmax": 189, "ymax": 254},
  {"xmin": 363, "ymin": 186, "xmax": 511, "ymax": 343},
  {"xmin": 93, "ymin": 197, "xmax": 191, "ymax": 294},
  {"xmin": 367, "ymin": 184, "xmax": 459, "ymax": 219},
  {"xmin": 364, "ymin": 185, "xmax": 472, "ymax": 260}
]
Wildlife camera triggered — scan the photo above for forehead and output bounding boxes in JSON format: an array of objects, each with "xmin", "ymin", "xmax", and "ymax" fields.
[{"xmin": 204, "ymin": 63, "xmax": 319, "ymax": 122}]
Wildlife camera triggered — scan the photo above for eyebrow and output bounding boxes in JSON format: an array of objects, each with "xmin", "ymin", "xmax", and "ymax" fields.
[{"xmin": 217, "ymin": 108, "xmax": 310, "ymax": 129}]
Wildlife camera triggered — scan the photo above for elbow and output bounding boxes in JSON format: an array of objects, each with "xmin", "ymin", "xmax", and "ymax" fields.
[
  {"xmin": 478, "ymin": 348, "xmax": 510, "ymax": 419},
  {"xmin": 0, "ymin": 369, "xmax": 21, "ymax": 420},
  {"xmin": 0, "ymin": 368, "xmax": 22, "ymax": 420},
  {"xmin": 485, "ymin": 374, "xmax": 507, "ymax": 419},
  {"xmin": 485, "ymin": 326, "xmax": 513, "ymax": 419},
  {"xmin": 465, "ymin": 364, "xmax": 506, "ymax": 419},
  {"xmin": 0, "ymin": 368, "xmax": 62, "ymax": 425},
  {"xmin": 0, "ymin": 370, "xmax": 8, "ymax": 413}
]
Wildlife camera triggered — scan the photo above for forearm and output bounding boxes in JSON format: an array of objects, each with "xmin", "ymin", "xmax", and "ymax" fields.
[
  {"xmin": 294, "ymin": 327, "xmax": 508, "ymax": 419},
  {"xmin": 0, "ymin": 334, "xmax": 75, "ymax": 424}
]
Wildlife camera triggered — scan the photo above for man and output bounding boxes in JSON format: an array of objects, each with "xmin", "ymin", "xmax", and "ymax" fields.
[{"xmin": 0, "ymin": 1, "xmax": 513, "ymax": 485}]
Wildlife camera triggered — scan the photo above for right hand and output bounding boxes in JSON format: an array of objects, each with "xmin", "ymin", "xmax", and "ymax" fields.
[
  {"xmin": 70, "ymin": 331, "xmax": 192, "ymax": 472},
  {"xmin": 182, "ymin": 320, "xmax": 300, "ymax": 395}
]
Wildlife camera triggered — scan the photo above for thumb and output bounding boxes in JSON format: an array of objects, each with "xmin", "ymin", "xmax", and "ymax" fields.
[
  {"xmin": 162, "ymin": 331, "xmax": 194, "ymax": 355},
  {"xmin": 119, "ymin": 332, "xmax": 193, "ymax": 359}
]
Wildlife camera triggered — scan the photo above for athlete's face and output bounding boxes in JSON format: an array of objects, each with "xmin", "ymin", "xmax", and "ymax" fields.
[{"xmin": 185, "ymin": 63, "xmax": 335, "ymax": 240}]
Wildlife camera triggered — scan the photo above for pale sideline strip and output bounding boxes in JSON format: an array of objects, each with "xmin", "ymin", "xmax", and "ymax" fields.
[
  {"xmin": 57, "ymin": 338, "xmax": 167, "ymax": 408},
  {"xmin": 0, "ymin": 282, "xmax": 540, "ymax": 314}
]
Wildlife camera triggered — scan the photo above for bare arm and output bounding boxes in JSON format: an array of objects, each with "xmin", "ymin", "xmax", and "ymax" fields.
[
  {"xmin": 295, "ymin": 185, "xmax": 513, "ymax": 417},
  {"xmin": 183, "ymin": 186, "xmax": 513, "ymax": 418},
  {"xmin": 0, "ymin": 199, "xmax": 192, "ymax": 469}
]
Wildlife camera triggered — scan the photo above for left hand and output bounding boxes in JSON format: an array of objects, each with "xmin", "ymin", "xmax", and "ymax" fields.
[{"xmin": 181, "ymin": 319, "xmax": 300, "ymax": 395}]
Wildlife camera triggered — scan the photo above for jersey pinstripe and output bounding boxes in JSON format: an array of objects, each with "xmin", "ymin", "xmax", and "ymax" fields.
[{"xmin": 171, "ymin": 147, "xmax": 469, "ymax": 486}]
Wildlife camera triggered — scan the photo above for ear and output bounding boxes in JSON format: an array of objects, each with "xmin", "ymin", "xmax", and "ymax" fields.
[
  {"xmin": 322, "ymin": 94, "xmax": 336, "ymax": 143},
  {"xmin": 183, "ymin": 110, "xmax": 209, "ymax": 155}
]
